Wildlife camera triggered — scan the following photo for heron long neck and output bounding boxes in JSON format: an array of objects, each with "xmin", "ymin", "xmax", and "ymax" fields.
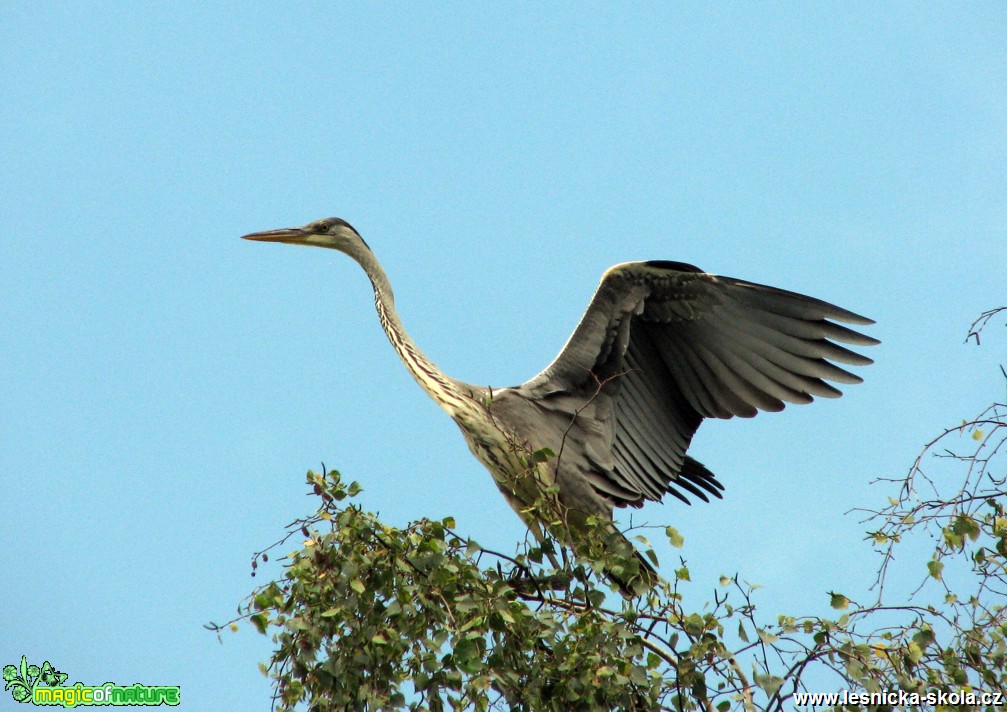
[{"xmin": 354, "ymin": 248, "xmax": 474, "ymax": 414}]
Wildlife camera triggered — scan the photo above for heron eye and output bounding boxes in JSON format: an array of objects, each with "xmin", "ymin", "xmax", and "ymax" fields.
[{"xmin": 318, "ymin": 222, "xmax": 330, "ymax": 233}]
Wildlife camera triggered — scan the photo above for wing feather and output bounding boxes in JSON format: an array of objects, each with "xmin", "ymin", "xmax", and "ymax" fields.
[
  {"xmin": 621, "ymin": 352, "xmax": 691, "ymax": 465},
  {"xmin": 520, "ymin": 261, "xmax": 876, "ymax": 509},
  {"xmin": 688, "ymin": 335, "xmax": 786, "ymax": 414},
  {"xmin": 718, "ymin": 276, "xmax": 875, "ymax": 325}
]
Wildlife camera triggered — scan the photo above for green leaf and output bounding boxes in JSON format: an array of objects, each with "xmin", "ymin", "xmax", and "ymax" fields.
[
  {"xmin": 683, "ymin": 613, "xmax": 706, "ymax": 636},
  {"xmin": 665, "ymin": 526, "xmax": 684, "ymax": 549},
  {"xmin": 251, "ymin": 593, "xmax": 270, "ymax": 612},
  {"xmin": 634, "ymin": 534, "xmax": 652, "ymax": 547},
  {"xmin": 530, "ymin": 448, "xmax": 555, "ymax": 463},
  {"xmin": 349, "ymin": 578, "xmax": 366, "ymax": 594},
  {"xmin": 927, "ymin": 559, "xmax": 944, "ymax": 580},
  {"xmin": 829, "ymin": 592, "xmax": 850, "ymax": 610},
  {"xmin": 718, "ymin": 576, "xmax": 732, "ymax": 587},
  {"xmin": 737, "ymin": 621, "xmax": 749, "ymax": 643},
  {"xmin": 754, "ymin": 672, "xmax": 784, "ymax": 697},
  {"xmin": 596, "ymin": 665, "xmax": 615, "ymax": 678},
  {"xmin": 956, "ymin": 514, "xmax": 981, "ymax": 541},
  {"xmin": 250, "ymin": 612, "xmax": 270, "ymax": 634},
  {"xmin": 912, "ymin": 627, "xmax": 935, "ymax": 649}
]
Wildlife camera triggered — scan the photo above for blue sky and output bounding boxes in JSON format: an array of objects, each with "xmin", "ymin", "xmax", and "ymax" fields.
[{"xmin": 2, "ymin": 3, "xmax": 1004, "ymax": 708}]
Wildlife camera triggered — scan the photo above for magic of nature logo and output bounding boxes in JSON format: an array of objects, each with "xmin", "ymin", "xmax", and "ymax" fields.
[{"xmin": 3, "ymin": 656, "xmax": 180, "ymax": 707}]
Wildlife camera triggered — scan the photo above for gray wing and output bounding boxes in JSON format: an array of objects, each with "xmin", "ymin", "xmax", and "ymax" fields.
[{"xmin": 521, "ymin": 260, "xmax": 878, "ymax": 508}]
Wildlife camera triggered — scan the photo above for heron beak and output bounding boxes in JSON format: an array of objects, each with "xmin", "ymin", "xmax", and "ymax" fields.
[{"xmin": 240, "ymin": 227, "xmax": 310, "ymax": 244}]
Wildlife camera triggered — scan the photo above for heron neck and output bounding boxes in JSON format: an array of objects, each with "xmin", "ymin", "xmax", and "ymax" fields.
[{"xmin": 356, "ymin": 250, "xmax": 472, "ymax": 412}]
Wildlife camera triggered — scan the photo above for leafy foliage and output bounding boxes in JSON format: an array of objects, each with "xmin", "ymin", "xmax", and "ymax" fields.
[{"xmin": 224, "ymin": 471, "xmax": 676, "ymax": 711}]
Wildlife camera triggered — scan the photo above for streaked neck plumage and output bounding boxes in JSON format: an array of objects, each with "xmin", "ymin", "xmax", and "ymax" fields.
[{"xmin": 348, "ymin": 244, "xmax": 480, "ymax": 416}]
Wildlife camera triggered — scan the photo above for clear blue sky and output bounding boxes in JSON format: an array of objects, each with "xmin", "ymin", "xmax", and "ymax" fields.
[{"xmin": 3, "ymin": 4, "xmax": 1004, "ymax": 708}]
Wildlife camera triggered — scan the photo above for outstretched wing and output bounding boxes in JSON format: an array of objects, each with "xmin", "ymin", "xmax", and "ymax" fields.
[{"xmin": 521, "ymin": 260, "xmax": 878, "ymax": 507}]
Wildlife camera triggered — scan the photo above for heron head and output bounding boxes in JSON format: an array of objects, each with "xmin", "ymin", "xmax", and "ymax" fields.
[{"xmin": 241, "ymin": 217, "xmax": 369, "ymax": 254}]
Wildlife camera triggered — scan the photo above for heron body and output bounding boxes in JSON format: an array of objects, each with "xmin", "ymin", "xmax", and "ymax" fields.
[{"xmin": 243, "ymin": 218, "xmax": 877, "ymax": 594}]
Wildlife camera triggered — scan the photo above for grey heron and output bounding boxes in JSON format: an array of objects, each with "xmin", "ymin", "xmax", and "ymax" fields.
[{"xmin": 243, "ymin": 217, "xmax": 877, "ymax": 594}]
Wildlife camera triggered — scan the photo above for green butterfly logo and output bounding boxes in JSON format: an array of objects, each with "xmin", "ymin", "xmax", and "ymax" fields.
[{"xmin": 39, "ymin": 661, "xmax": 68, "ymax": 687}]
